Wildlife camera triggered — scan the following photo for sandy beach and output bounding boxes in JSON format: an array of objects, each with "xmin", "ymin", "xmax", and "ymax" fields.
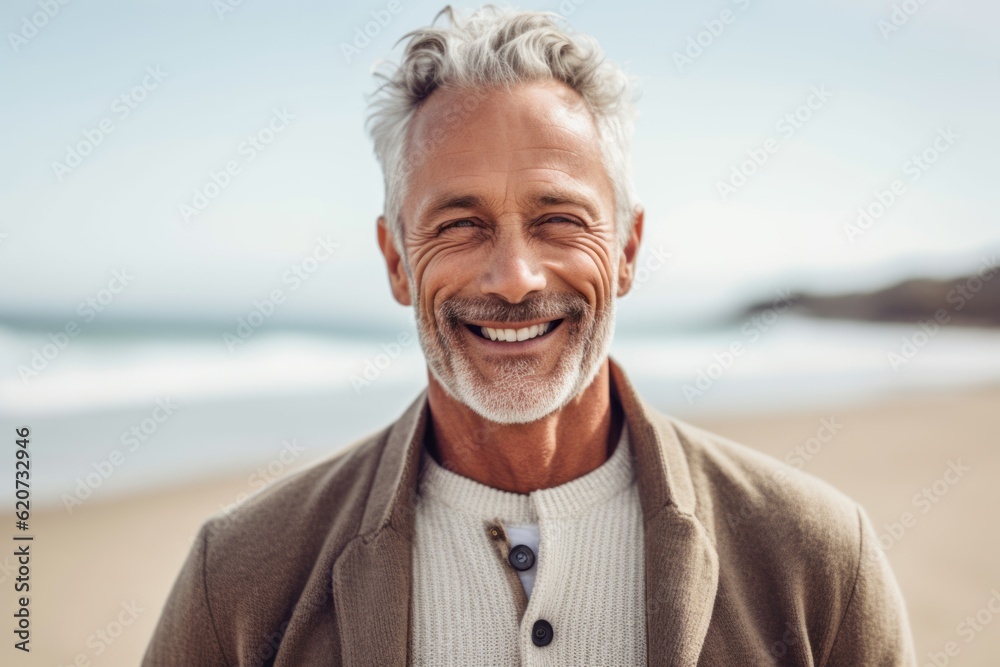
[
  {"xmin": 4, "ymin": 386, "xmax": 998, "ymax": 666},
  {"xmin": 696, "ymin": 386, "xmax": 1000, "ymax": 666}
]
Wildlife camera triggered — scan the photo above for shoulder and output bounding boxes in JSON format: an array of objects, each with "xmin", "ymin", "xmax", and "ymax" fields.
[
  {"xmin": 661, "ymin": 414, "xmax": 864, "ymax": 572},
  {"xmin": 655, "ymin": 414, "xmax": 916, "ymax": 663},
  {"xmin": 147, "ymin": 424, "xmax": 397, "ymax": 663},
  {"xmin": 199, "ymin": 424, "xmax": 391, "ymax": 585}
]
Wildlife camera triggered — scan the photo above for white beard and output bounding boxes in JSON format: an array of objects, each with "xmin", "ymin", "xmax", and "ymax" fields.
[{"xmin": 411, "ymin": 273, "xmax": 617, "ymax": 425}]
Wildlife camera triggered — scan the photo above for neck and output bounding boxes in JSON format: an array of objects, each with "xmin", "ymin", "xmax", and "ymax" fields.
[{"xmin": 424, "ymin": 358, "xmax": 622, "ymax": 494}]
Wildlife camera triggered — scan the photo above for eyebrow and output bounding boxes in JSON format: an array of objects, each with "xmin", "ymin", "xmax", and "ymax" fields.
[
  {"xmin": 422, "ymin": 194, "xmax": 488, "ymax": 220},
  {"xmin": 421, "ymin": 189, "xmax": 600, "ymax": 222},
  {"xmin": 528, "ymin": 191, "xmax": 599, "ymax": 221}
]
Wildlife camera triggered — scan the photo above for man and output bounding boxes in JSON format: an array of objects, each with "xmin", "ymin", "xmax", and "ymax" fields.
[{"xmin": 145, "ymin": 6, "xmax": 917, "ymax": 665}]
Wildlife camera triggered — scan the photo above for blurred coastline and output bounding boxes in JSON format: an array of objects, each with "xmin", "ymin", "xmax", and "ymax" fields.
[
  {"xmin": 3, "ymin": 261, "xmax": 1000, "ymax": 508},
  {"xmin": 3, "ymin": 270, "xmax": 1000, "ymax": 665}
]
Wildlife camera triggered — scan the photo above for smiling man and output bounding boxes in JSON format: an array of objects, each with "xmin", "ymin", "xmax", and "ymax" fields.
[{"xmin": 145, "ymin": 6, "xmax": 917, "ymax": 666}]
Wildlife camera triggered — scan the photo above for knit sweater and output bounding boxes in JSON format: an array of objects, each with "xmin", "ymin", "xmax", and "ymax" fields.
[{"xmin": 410, "ymin": 422, "xmax": 647, "ymax": 666}]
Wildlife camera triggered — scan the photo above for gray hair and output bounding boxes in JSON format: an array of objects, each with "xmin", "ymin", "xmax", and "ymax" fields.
[{"xmin": 365, "ymin": 5, "xmax": 640, "ymax": 254}]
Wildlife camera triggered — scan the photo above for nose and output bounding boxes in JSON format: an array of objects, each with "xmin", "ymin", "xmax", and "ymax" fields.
[{"xmin": 479, "ymin": 234, "xmax": 547, "ymax": 304}]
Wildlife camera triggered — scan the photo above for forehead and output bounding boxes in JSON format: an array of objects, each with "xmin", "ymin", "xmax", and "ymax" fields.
[{"xmin": 403, "ymin": 79, "xmax": 611, "ymax": 217}]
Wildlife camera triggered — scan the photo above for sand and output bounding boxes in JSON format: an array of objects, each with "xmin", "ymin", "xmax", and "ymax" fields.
[
  {"xmin": 3, "ymin": 386, "xmax": 998, "ymax": 666},
  {"xmin": 696, "ymin": 387, "xmax": 1000, "ymax": 666}
]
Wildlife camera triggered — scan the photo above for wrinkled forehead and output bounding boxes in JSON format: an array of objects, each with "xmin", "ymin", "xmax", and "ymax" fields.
[{"xmin": 402, "ymin": 80, "xmax": 612, "ymax": 214}]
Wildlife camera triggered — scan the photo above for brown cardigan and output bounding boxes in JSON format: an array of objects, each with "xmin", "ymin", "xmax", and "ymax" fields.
[{"xmin": 144, "ymin": 357, "xmax": 917, "ymax": 666}]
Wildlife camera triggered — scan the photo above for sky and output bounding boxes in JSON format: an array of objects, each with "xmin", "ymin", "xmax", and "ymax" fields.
[{"xmin": 1, "ymin": 0, "xmax": 998, "ymax": 332}]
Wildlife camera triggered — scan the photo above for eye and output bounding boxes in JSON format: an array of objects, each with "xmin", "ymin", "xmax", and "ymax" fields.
[
  {"xmin": 543, "ymin": 215, "xmax": 581, "ymax": 225},
  {"xmin": 440, "ymin": 219, "xmax": 476, "ymax": 232}
]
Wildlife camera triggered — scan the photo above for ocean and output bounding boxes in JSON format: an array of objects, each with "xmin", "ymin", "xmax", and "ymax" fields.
[{"xmin": 3, "ymin": 315, "xmax": 1000, "ymax": 509}]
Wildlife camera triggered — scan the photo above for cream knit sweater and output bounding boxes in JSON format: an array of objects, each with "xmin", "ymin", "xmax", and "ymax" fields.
[{"xmin": 411, "ymin": 423, "xmax": 647, "ymax": 665}]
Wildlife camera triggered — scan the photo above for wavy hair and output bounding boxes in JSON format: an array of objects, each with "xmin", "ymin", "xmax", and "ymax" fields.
[{"xmin": 365, "ymin": 5, "xmax": 640, "ymax": 251}]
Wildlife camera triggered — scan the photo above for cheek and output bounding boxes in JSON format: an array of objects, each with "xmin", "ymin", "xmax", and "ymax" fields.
[
  {"xmin": 408, "ymin": 237, "xmax": 478, "ymax": 282},
  {"xmin": 409, "ymin": 233, "xmax": 617, "ymax": 311},
  {"xmin": 554, "ymin": 239, "xmax": 617, "ymax": 306},
  {"xmin": 408, "ymin": 242, "xmax": 475, "ymax": 321}
]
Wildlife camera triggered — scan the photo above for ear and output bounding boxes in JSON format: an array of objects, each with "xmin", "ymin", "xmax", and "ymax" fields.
[
  {"xmin": 377, "ymin": 216, "xmax": 412, "ymax": 306},
  {"xmin": 616, "ymin": 205, "xmax": 645, "ymax": 297}
]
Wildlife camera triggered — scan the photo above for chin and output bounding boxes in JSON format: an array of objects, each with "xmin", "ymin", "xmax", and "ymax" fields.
[{"xmin": 429, "ymin": 342, "xmax": 607, "ymax": 425}]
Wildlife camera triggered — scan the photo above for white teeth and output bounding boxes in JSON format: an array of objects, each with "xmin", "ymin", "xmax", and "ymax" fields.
[{"xmin": 478, "ymin": 321, "xmax": 556, "ymax": 343}]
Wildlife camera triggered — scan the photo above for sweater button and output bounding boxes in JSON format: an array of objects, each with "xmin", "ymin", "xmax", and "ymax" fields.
[
  {"xmin": 508, "ymin": 544, "xmax": 535, "ymax": 571},
  {"xmin": 531, "ymin": 619, "xmax": 553, "ymax": 647}
]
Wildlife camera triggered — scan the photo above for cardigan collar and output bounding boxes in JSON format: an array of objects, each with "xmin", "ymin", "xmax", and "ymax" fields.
[
  {"xmin": 414, "ymin": 411, "xmax": 634, "ymax": 523},
  {"xmin": 358, "ymin": 355, "xmax": 700, "ymax": 538},
  {"xmin": 333, "ymin": 355, "xmax": 719, "ymax": 666}
]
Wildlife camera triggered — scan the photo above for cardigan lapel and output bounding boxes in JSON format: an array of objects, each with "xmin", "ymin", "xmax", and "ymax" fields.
[
  {"xmin": 331, "ymin": 357, "xmax": 719, "ymax": 666},
  {"xmin": 609, "ymin": 359, "xmax": 720, "ymax": 666},
  {"xmin": 331, "ymin": 525, "xmax": 414, "ymax": 665},
  {"xmin": 332, "ymin": 389, "xmax": 428, "ymax": 666}
]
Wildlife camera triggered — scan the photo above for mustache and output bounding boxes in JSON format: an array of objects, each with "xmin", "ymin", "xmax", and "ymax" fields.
[{"xmin": 437, "ymin": 292, "xmax": 590, "ymax": 328}]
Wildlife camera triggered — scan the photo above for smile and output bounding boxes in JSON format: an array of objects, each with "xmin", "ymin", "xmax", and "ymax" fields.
[{"xmin": 465, "ymin": 318, "xmax": 564, "ymax": 343}]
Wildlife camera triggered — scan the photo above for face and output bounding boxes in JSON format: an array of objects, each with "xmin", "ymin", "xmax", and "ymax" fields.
[{"xmin": 379, "ymin": 79, "xmax": 642, "ymax": 424}]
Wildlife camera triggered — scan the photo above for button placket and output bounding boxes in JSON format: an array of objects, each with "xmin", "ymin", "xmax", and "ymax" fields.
[
  {"xmin": 487, "ymin": 517, "xmax": 557, "ymax": 654},
  {"xmin": 508, "ymin": 544, "xmax": 536, "ymax": 571},
  {"xmin": 484, "ymin": 519, "xmax": 529, "ymax": 622},
  {"xmin": 531, "ymin": 618, "xmax": 553, "ymax": 647},
  {"xmin": 524, "ymin": 518, "xmax": 556, "ymax": 653}
]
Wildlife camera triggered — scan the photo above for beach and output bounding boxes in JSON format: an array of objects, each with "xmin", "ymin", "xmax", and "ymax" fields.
[
  {"xmin": 699, "ymin": 387, "xmax": 1000, "ymax": 666},
  {"xmin": 4, "ymin": 385, "xmax": 998, "ymax": 666}
]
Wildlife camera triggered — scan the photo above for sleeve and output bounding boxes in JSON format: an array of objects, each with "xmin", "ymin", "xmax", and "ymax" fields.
[
  {"xmin": 825, "ymin": 505, "xmax": 918, "ymax": 666},
  {"xmin": 142, "ymin": 522, "xmax": 230, "ymax": 667}
]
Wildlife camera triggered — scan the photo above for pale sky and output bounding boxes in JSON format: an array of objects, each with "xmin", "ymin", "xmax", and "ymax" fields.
[{"xmin": 1, "ymin": 0, "xmax": 997, "ymax": 331}]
